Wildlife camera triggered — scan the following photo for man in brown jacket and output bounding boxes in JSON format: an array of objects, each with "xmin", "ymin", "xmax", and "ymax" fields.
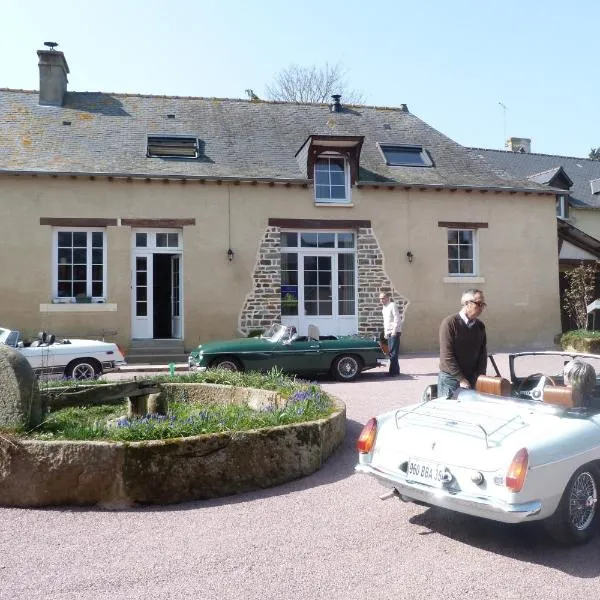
[{"xmin": 438, "ymin": 289, "xmax": 487, "ymax": 398}]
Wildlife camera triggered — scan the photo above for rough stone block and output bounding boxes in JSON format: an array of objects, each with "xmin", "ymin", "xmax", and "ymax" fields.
[{"xmin": 0, "ymin": 345, "xmax": 42, "ymax": 430}]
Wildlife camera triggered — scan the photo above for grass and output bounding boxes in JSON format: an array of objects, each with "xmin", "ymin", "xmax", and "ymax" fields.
[{"xmin": 29, "ymin": 368, "xmax": 336, "ymax": 442}]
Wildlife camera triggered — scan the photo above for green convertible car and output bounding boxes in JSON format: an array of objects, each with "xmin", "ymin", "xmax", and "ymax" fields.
[{"xmin": 188, "ymin": 323, "xmax": 387, "ymax": 382}]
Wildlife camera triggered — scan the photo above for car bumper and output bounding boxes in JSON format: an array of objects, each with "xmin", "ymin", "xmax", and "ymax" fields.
[
  {"xmin": 355, "ymin": 464, "xmax": 543, "ymax": 524},
  {"xmin": 102, "ymin": 360, "xmax": 127, "ymax": 373},
  {"xmin": 188, "ymin": 357, "xmax": 207, "ymax": 371}
]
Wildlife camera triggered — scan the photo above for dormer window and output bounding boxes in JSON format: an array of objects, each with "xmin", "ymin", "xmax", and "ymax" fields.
[
  {"xmin": 556, "ymin": 195, "xmax": 569, "ymax": 219},
  {"xmin": 295, "ymin": 135, "xmax": 364, "ymax": 205},
  {"xmin": 315, "ymin": 155, "xmax": 350, "ymax": 203},
  {"xmin": 147, "ymin": 135, "xmax": 198, "ymax": 158},
  {"xmin": 378, "ymin": 143, "xmax": 433, "ymax": 167}
]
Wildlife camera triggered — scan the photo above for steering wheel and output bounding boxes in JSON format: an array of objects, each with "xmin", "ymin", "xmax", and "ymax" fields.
[{"xmin": 516, "ymin": 373, "xmax": 557, "ymax": 400}]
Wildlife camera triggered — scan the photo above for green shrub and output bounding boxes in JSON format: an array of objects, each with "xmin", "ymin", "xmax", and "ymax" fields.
[{"xmin": 560, "ymin": 330, "xmax": 600, "ymax": 353}]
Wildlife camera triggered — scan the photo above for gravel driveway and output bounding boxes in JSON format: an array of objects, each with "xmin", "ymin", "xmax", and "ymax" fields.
[{"xmin": 1, "ymin": 352, "xmax": 600, "ymax": 599}]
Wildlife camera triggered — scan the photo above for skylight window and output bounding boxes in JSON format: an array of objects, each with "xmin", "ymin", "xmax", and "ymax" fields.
[
  {"xmin": 378, "ymin": 144, "xmax": 432, "ymax": 167},
  {"xmin": 147, "ymin": 136, "xmax": 198, "ymax": 158}
]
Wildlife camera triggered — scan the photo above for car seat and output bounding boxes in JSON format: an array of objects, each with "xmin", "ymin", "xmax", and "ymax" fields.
[
  {"xmin": 475, "ymin": 375, "xmax": 511, "ymax": 397},
  {"xmin": 307, "ymin": 324, "xmax": 320, "ymax": 341}
]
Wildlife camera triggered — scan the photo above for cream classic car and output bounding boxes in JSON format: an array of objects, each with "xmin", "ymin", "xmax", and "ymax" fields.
[
  {"xmin": 0, "ymin": 326, "xmax": 126, "ymax": 380},
  {"xmin": 356, "ymin": 351, "xmax": 600, "ymax": 545}
]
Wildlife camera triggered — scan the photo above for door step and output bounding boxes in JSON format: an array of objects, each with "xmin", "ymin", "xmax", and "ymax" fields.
[{"xmin": 126, "ymin": 339, "xmax": 187, "ymax": 365}]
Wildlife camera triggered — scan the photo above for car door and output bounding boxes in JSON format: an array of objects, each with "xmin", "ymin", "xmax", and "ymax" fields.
[{"xmin": 275, "ymin": 338, "xmax": 325, "ymax": 375}]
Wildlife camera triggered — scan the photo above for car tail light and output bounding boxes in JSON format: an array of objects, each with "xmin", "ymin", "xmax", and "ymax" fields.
[
  {"xmin": 117, "ymin": 345, "xmax": 126, "ymax": 358},
  {"xmin": 506, "ymin": 448, "xmax": 528, "ymax": 492},
  {"xmin": 357, "ymin": 418, "xmax": 378, "ymax": 454}
]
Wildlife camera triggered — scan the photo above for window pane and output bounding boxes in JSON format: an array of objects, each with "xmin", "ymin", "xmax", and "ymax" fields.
[
  {"xmin": 281, "ymin": 270, "xmax": 298, "ymax": 285},
  {"xmin": 281, "ymin": 286, "xmax": 298, "ymax": 316},
  {"xmin": 137, "ymin": 287, "xmax": 147, "ymax": 301},
  {"xmin": 338, "ymin": 254, "xmax": 354, "ymax": 270},
  {"xmin": 91, "ymin": 232, "xmax": 103, "ymax": 247},
  {"xmin": 317, "ymin": 256, "xmax": 331, "ymax": 270},
  {"xmin": 72, "ymin": 248, "xmax": 86, "ymax": 263},
  {"xmin": 330, "ymin": 185, "xmax": 346, "ymax": 200},
  {"xmin": 281, "ymin": 252, "xmax": 298, "ymax": 270},
  {"xmin": 337, "ymin": 233, "xmax": 354, "ymax": 248},
  {"xmin": 315, "ymin": 171, "xmax": 330, "ymax": 185},
  {"xmin": 305, "ymin": 301, "xmax": 318, "ymax": 316},
  {"xmin": 167, "ymin": 233, "xmax": 178, "ymax": 247},
  {"xmin": 280, "ymin": 232, "xmax": 297, "ymax": 247},
  {"xmin": 339, "ymin": 298, "xmax": 355, "ymax": 315},
  {"xmin": 136, "ymin": 271, "xmax": 147, "ymax": 286},
  {"xmin": 447, "ymin": 230, "xmax": 458, "ymax": 244},
  {"xmin": 301, "ymin": 233, "xmax": 319, "ymax": 248},
  {"xmin": 91, "ymin": 282, "xmax": 103, "ymax": 297},
  {"xmin": 318, "ymin": 233, "xmax": 335, "ymax": 248},
  {"xmin": 156, "ymin": 233, "xmax": 167, "ymax": 247},
  {"xmin": 92, "ymin": 248, "xmax": 103, "ymax": 264},
  {"xmin": 448, "ymin": 245, "xmax": 459, "ymax": 260},
  {"xmin": 459, "ymin": 245, "xmax": 473, "ymax": 260},
  {"xmin": 318, "ymin": 301, "xmax": 332, "ymax": 315},
  {"xmin": 458, "ymin": 230, "xmax": 473, "ymax": 244},
  {"xmin": 448, "ymin": 259, "xmax": 459, "ymax": 274},
  {"xmin": 338, "ymin": 270, "xmax": 355, "ymax": 286},
  {"xmin": 329, "ymin": 158, "xmax": 344, "ymax": 172},
  {"xmin": 304, "ymin": 286, "xmax": 318, "ymax": 301},
  {"xmin": 73, "ymin": 282, "xmax": 87, "ymax": 297},
  {"xmin": 136, "ymin": 233, "xmax": 147, "ymax": 247},
  {"xmin": 136, "ymin": 302, "xmax": 147, "ymax": 317},
  {"xmin": 57, "ymin": 281, "xmax": 71, "ymax": 297},
  {"xmin": 318, "ymin": 271, "xmax": 332, "ymax": 285},
  {"xmin": 57, "ymin": 232, "xmax": 72, "ymax": 246},
  {"xmin": 72, "ymin": 232, "xmax": 87, "ymax": 247},
  {"xmin": 330, "ymin": 171, "xmax": 345, "ymax": 186},
  {"xmin": 136, "ymin": 257, "xmax": 147, "ymax": 270},
  {"xmin": 315, "ymin": 185, "xmax": 330, "ymax": 200},
  {"xmin": 459, "ymin": 260, "xmax": 474, "ymax": 274}
]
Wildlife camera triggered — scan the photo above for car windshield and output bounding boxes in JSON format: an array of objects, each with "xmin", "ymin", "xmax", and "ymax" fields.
[
  {"xmin": 512, "ymin": 352, "xmax": 600, "ymax": 385},
  {"xmin": 261, "ymin": 324, "xmax": 290, "ymax": 343}
]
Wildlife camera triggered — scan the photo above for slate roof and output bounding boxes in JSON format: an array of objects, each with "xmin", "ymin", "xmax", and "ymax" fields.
[
  {"xmin": 0, "ymin": 88, "xmax": 551, "ymax": 193},
  {"xmin": 471, "ymin": 148, "xmax": 600, "ymax": 209}
]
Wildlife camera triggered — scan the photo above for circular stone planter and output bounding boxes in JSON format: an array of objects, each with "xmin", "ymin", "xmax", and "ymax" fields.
[{"xmin": 0, "ymin": 388, "xmax": 346, "ymax": 507}]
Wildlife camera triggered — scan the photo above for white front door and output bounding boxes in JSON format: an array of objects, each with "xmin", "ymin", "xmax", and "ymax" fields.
[
  {"xmin": 132, "ymin": 253, "xmax": 153, "ymax": 339},
  {"xmin": 131, "ymin": 230, "xmax": 183, "ymax": 339}
]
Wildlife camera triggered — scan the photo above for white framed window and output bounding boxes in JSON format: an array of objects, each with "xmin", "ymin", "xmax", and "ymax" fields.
[
  {"xmin": 53, "ymin": 229, "xmax": 106, "ymax": 301},
  {"xmin": 447, "ymin": 228, "xmax": 477, "ymax": 276},
  {"xmin": 314, "ymin": 155, "xmax": 351, "ymax": 204},
  {"xmin": 556, "ymin": 195, "xmax": 569, "ymax": 219}
]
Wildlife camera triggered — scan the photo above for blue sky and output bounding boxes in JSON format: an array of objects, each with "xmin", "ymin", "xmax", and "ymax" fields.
[{"xmin": 2, "ymin": 0, "xmax": 599, "ymax": 157}]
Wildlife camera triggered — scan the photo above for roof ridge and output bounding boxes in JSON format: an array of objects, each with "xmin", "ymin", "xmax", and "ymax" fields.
[
  {"xmin": 0, "ymin": 88, "xmax": 409, "ymax": 112},
  {"xmin": 469, "ymin": 146, "xmax": 592, "ymax": 162}
]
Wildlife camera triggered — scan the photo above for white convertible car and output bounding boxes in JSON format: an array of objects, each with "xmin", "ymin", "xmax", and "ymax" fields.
[
  {"xmin": 0, "ymin": 326, "xmax": 126, "ymax": 380},
  {"xmin": 356, "ymin": 351, "xmax": 600, "ymax": 545}
]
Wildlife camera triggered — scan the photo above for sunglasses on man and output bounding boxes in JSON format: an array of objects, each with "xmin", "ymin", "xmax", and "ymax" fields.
[{"xmin": 467, "ymin": 300, "xmax": 487, "ymax": 308}]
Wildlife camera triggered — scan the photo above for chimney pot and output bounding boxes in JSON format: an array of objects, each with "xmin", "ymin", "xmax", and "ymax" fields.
[
  {"xmin": 330, "ymin": 94, "xmax": 342, "ymax": 113},
  {"xmin": 37, "ymin": 44, "xmax": 69, "ymax": 106},
  {"xmin": 506, "ymin": 136, "xmax": 531, "ymax": 153}
]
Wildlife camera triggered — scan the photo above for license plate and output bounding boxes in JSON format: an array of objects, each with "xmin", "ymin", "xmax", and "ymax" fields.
[{"xmin": 407, "ymin": 458, "xmax": 447, "ymax": 488}]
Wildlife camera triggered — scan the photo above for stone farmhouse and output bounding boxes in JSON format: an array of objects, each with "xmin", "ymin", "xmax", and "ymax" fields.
[{"xmin": 0, "ymin": 46, "xmax": 562, "ymax": 356}]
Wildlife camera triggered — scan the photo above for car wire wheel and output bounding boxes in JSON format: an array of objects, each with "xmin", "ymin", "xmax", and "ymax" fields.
[
  {"xmin": 333, "ymin": 355, "xmax": 361, "ymax": 382},
  {"xmin": 569, "ymin": 470, "xmax": 598, "ymax": 532},
  {"xmin": 67, "ymin": 359, "xmax": 99, "ymax": 380},
  {"xmin": 211, "ymin": 357, "xmax": 242, "ymax": 371}
]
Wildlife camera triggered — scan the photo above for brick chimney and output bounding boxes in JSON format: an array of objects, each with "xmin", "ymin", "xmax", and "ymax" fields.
[
  {"xmin": 37, "ymin": 43, "xmax": 69, "ymax": 106},
  {"xmin": 505, "ymin": 137, "xmax": 531, "ymax": 153}
]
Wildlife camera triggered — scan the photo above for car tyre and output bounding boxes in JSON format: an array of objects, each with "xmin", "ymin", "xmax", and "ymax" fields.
[
  {"xmin": 544, "ymin": 464, "xmax": 600, "ymax": 545},
  {"xmin": 332, "ymin": 354, "xmax": 362, "ymax": 382},
  {"xmin": 423, "ymin": 384, "xmax": 438, "ymax": 402},
  {"xmin": 65, "ymin": 358, "xmax": 101, "ymax": 381},
  {"xmin": 211, "ymin": 356, "xmax": 243, "ymax": 372}
]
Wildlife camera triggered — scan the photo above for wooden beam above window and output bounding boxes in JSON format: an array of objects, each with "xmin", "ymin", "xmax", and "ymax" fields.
[
  {"xmin": 269, "ymin": 218, "xmax": 371, "ymax": 229},
  {"xmin": 40, "ymin": 218, "xmax": 118, "ymax": 227},
  {"xmin": 438, "ymin": 221, "xmax": 488, "ymax": 229},
  {"xmin": 121, "ymin": 218, "xmax": 196, "ymax": 227}
]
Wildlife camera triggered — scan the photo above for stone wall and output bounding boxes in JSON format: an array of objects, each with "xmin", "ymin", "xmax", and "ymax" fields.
[
  {"xmin": 239, "ymin": 226, "xmax": 281, "ymax": 335},
  {"xmin": 0, "ymin": 398, "xmax": 346, "ymax": 507},
  {"xmin": 356, "ymin": 227, "xmax": 409, "ymax": 337}
]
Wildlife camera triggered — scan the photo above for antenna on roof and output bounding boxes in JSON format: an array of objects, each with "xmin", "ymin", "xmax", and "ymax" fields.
[
  {"xmin": 43, "ymin": 41, "xmax": 59, "ymax": 51},
  {"xmin": 498, "ymin": 102, "xmax": 507, "ymax": 148}
]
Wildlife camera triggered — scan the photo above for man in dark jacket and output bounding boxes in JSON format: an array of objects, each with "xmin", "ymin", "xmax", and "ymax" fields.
[{"xmin": 438, "ymin": 289, "xmax": 487, "ymax": 398}]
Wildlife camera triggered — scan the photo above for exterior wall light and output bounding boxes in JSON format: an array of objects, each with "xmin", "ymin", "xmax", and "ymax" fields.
[
  {"xmin": 406, "ymin": 251, "xmax": 414, "ymax": 263},
  {"xmin": 227, "ymin": 248, "xmax": 234, "ymax": 262}
]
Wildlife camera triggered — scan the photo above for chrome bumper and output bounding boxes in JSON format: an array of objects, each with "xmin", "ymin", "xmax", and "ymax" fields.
[{"xmin": 355, "ymin": 464, "xmax": 543, "ymax": 524}]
